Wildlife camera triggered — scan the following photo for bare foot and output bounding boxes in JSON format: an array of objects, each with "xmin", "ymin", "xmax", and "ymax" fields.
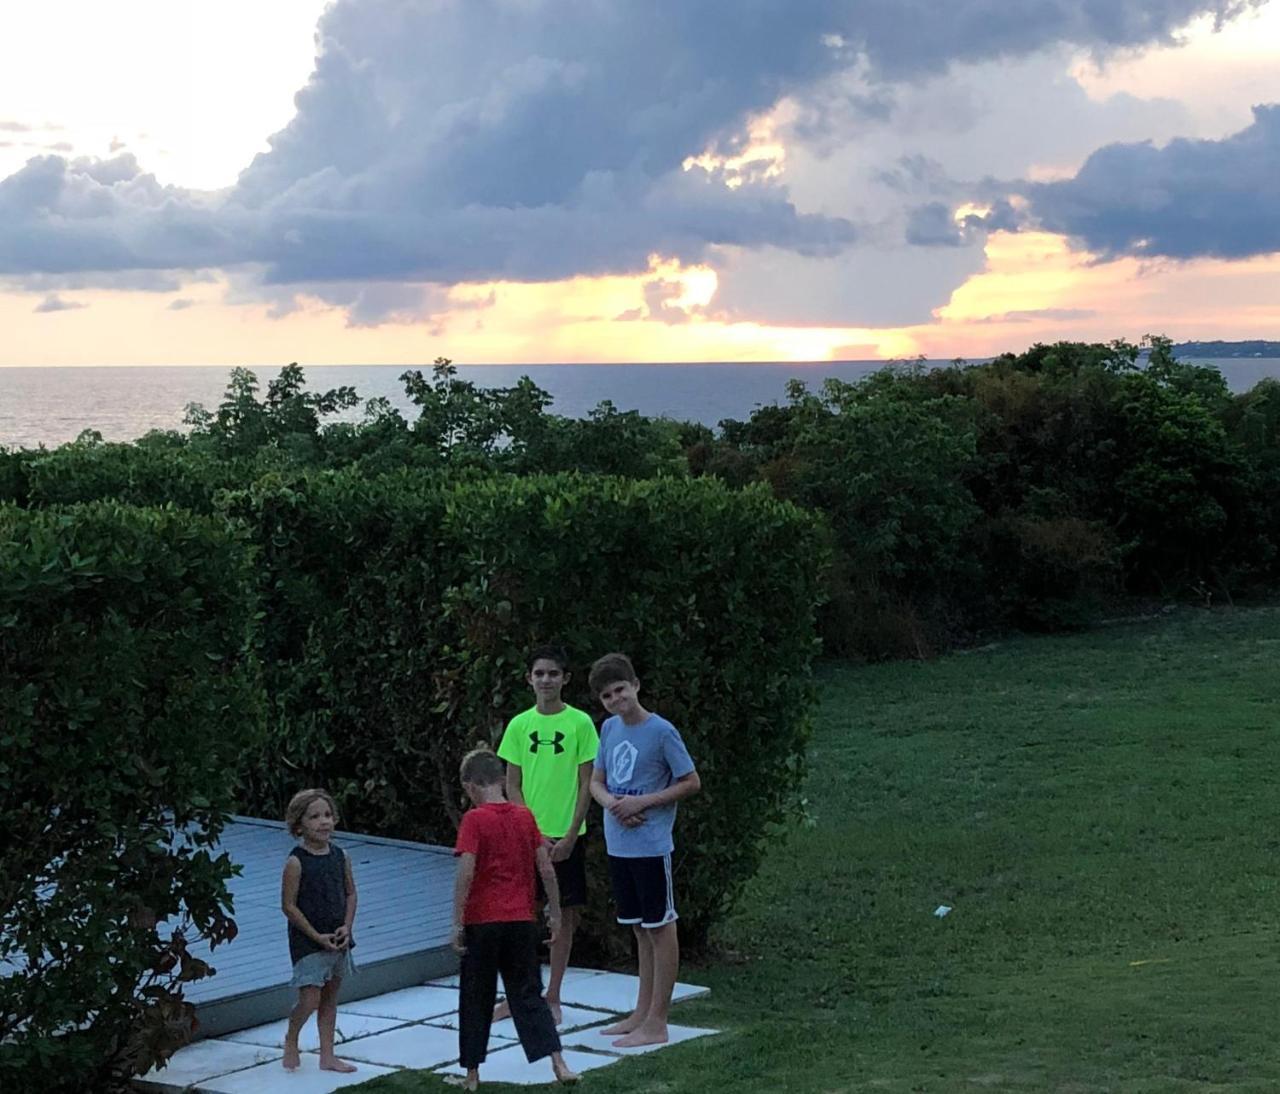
[
  {"xmin": 612, "ymin": 1024, "xmax": 669, "ymax": 1048},
  {"xmin": 282, "ymin": 1043, "xmax": 301, "ymax": 1071},
  {"xmin": 492, "ymin": 997, "xmax": 511, "ymax": 1021},
  {"xmin": 546, "ymin": 997, "xmax": 564, "ymax": 1025},
  {"xmin": 552, "ymin": 1053, "xmax": 580, "ymax": 1085},
  {"xmin": 318, "ymin": 1056, "xmax": 358, "ymax": 1073},
  {"xmin": 600, "ymin": 1012, "xmax": 643, "ymax": 1035}
]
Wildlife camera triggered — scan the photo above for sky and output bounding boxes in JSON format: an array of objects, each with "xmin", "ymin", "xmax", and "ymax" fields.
[{"xmin": 3, "ymin": 0, "xmax": 1280, "ymax": 366}]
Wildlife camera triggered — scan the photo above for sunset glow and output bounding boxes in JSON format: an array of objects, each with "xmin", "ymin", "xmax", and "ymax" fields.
[{"xmin": 3, "ymin": 1, "xmax": 1279, "ymax": 366}]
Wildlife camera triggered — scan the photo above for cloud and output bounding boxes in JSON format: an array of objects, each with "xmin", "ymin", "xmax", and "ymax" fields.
[
  {"xmin": 0, "ymin": 121, "xmax": 33, "ymax": 133},
  {"xmin": 1015, "ymin": 102, "xmax": 1280, "ymax": 259},
  {"xmin": 0, "ymin": 0, "xmax": 1261, "ymax": 324},
  {"xmin": 167, "ymin": 297, "xmax": 197, "ymax": 310},
  {"xmin": 972, "ymin": 307, "xmax": 1099, "ymax": 324},
  {"xmin": 906, "ymin": 202, "xmax": 969, "ymax": 246},
  {"xmin": 33, "ymin": 293, "xmax": 87, "ymax": 313}
]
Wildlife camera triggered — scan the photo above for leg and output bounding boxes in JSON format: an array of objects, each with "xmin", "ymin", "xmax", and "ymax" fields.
[
  {"xmin": 544, "ymin": 906, "xmax": 578, "ymax": 1024},
  {"xmin": 612, "ymin": 921, "xmax": 678, "ymax": 1047},
  {"xmin": 545, "ymin": 838, "xmax": 587, "ymax": 1025},
  {"xmin": 317, "ymin": 977, "xmax": 357, "ymax": 1072},
  {"xmin": 600, "ymin": 924, "xmax": 653, "ymax": 1036},
  {"xmin": 498, "ymin": 922, "xmax": 562, "ymax": 1064},
  {"xmin": 459, "ymin": 924, "xmax": 501, "ymax": 1072},
  {"xmin": 283, "ymin": 985, "xmax": 320, "ymax": 1070}
]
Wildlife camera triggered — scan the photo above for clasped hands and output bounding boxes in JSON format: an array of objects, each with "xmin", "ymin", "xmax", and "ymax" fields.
[
  {"xmin": 318, "ymin": 924, "xmax": 351, "ymax": 951},
  {"xmin": 608, "ymin": 794, "xmax": 648, "ymax": 827}
]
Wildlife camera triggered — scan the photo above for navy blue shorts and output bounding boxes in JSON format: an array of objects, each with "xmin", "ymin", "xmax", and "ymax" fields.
[
  {"xmin": 608, "ymin": 853, "xmax": 677, "ymax": 929},
  {"xmin": 535, "ymin": 837, "xmax": 587, "ymax": 909}
]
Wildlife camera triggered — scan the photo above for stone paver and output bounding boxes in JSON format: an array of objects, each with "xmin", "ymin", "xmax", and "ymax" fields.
[
  {"xmin": 342, "ymin": 983, "xmax": 460, "ymax": 1021},
  {"xmin": 436, "ymin": 1044, "xmax": 622, "ymax": 1085},
  {"xmin": 428, "ymin": 1002, "xmax": 611, "ymax": 1038},
  {"xmin": 562, "ymin": 1021, "xmax": 721, "ymax": 1056},
  {"xmin": 338, "ymin": 1022, "xmax": 507, "ymax": 1069},
  {"xmin": 220, "ymin": 1011, "xmax": 405, "ymax": 1050},
  {"xmin": 140, "ymin": 1038, "xmax": 280, "ymax": 1088},
  {"xmin": 200, "ymin": 1056, "xmax": 398, "ymax": 1092},
  {"xmin": 142, "ymin": 968, "xmax": 715, "ymax": 1093}
]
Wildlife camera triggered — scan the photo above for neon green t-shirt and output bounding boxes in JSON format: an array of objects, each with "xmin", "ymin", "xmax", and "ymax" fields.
[{"xmin": 497, "ymin": 704, "xmax": 599, "ymax": 838}]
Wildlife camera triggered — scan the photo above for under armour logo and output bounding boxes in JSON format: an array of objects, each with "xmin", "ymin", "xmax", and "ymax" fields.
[{"xmin": 529, "ymin": 731, "xmax": 565, "ymax": 755}]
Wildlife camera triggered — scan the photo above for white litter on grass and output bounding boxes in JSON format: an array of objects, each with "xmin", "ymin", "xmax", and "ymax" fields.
[{"xmin": 934, "ymin": 905, "xmax": 952, "ymax": 917}]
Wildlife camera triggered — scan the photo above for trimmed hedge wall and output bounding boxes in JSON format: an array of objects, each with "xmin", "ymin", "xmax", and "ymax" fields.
[
  {"xmin": 229, "ymin": 470, "xmax": 827, "ymax": 948},
  {"xmin": 0, "ymin": 503, "xmax": 262, "ymax": 1091}
]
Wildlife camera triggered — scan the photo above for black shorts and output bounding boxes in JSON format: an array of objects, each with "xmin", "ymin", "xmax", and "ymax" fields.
[
  {"xmin": 608, "ymin": 853, "xmax": 677, "ymax": 929},
  {"xmin": 536, "ymin": 837, "xmax": 587, "ymax": 909}
]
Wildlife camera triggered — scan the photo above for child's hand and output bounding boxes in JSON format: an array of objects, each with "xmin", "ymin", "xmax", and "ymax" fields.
[
  {"xmin": 332, "ymin": 925, "xmax": 350, "ymax": 949},
  {"xmin": 549, "ymin": 836, "xmax": 576, "ymax": 863},
  {"xmin": 451, "ymin": 924, "xmax": 467, "ymax": 956},
  {"xmin": 317, "ymin": 932, "xmax": 339, "ymax": 952},
  {"xmin": 545, "ymin": 912, "xmax": 561, "ymax": 947},
  {"xmin": 620, "ymin": 813, "xmax": 646, "ymax": 828},
  {"xmin": 610, "ymin": 794, "xmax": 648, "ymax": 821}
]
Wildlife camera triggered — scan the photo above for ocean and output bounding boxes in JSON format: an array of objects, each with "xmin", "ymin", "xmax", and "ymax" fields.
[{"xmin": 3, "ymin": 358, "xmax": 1279, "ymax": 450}]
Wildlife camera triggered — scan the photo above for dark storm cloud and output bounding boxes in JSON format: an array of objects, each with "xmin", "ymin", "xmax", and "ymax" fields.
[
  {"xmin": 0, "ymin": 0, "xmax": 1262, "ymax": 314},
  {"xmin": 1017, "ymin": 103, "xmax": 1280, "ymax": 259}
]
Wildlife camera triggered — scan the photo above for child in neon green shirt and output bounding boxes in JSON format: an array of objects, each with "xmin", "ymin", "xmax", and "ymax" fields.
[{"xmin": 496, "ymin": 644, "xmax": 599, "ymax": 1023}]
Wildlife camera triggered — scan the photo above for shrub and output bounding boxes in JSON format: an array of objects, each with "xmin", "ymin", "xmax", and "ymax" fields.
[
  {"xmin": 226, "ymin": 470, "xmax": 826, "ymax": 949},
  {"xmin": 0, "ymin": 503, "xmax": 263, "ymax": 1091}
]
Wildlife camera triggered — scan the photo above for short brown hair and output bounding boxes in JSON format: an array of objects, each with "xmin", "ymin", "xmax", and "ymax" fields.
[
  {"xmin": 588, "ymin": 652, "xmax": 638, "ymax": 695},
  {"xmin": 459, "ymin": 746, "xmax": 504, "ymax": 786},
  {"xmin": 285, "ymin": 788, "xmax": 338, "ymax": 837}
]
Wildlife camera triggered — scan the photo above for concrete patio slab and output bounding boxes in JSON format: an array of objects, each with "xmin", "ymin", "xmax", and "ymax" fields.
[
  {"xmin": 437, "ymin": 1044, "xmax": 621, "ymax": 1085},
  {"xmin": 199, "ymin": 1056, "xmax": 398, "ymax": 1092},
  {"xmin": 428, "ymin": 1002, "xmax": 613, "ymax": 1038},
  {"xmin": 342, "ymin": 1021, "xmax": 504, "ymax": 1069},
  {"xmin": 557, "ymin": 970, "xmax": 709, "ymax": 1010},
  {"xmin": 427, "ymin": 964, "xmax": 604, "ymax": 991},
  {"xmin": 139, "ymin": 1038, "xmax": 281, "ymax": 1089},
  {"xmin": 342, "ymin": 984, "xmax": 460, "ymax": 1021},
  {"xmin": 563, "ymin": 1022, "xmax": 721, "ymax": 1056},
  {"xmin": 141, "ymin": 964, "xmax": 713, "ymax": 1093},
  {"xmin": 219, "ymin": 1011, "xmax": 405, "ymax": 1051}
]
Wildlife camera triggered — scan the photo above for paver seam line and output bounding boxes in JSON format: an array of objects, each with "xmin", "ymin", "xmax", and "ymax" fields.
[{"xmin": 155, "ymin": 1048, "xmax": 284, "ymax": 1092}]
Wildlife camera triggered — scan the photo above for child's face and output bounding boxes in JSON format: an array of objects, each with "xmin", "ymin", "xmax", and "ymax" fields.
[
  {"xmin": 598, "ymin": 677, "xmax": 641, "ymax": 719},
  {"xmin": 527, "ymin": 658, "xmax": 567, "ymax": 701},
  {"xmin": 299, "ymin": 798, "xmax": 335, "ymax": 844}
]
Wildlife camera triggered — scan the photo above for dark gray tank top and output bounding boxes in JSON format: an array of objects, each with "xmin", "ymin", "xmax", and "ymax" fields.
[{"xmin": 287, "ymin": 844, "xmax": 351, "ymax": 964}]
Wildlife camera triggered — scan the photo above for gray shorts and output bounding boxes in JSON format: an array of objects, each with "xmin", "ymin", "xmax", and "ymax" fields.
[{"xmin": 289, "ymin": 948, "xmax": 356, "ymax": 989}]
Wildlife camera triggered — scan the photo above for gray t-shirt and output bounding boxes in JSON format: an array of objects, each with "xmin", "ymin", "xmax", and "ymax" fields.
[{"xmin": 594, "ymin": 713, "xmax": 695, "ymax": 858}]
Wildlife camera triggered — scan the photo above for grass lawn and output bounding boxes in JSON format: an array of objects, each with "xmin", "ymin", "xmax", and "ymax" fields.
[{"xmin": 357, "ymin": 606, "xmax": 1280, "ymax": 1093}]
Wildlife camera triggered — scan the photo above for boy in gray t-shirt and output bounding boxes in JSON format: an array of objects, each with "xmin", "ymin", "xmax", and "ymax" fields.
[{"xmin": 588, "ymin": 652, "xmax": 701, "ymax": 1049}]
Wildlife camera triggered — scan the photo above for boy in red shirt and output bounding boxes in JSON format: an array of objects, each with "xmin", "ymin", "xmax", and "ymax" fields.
[{"xmin": 452, "ymin": 747, "xmax": 579, "ymax": 1090}]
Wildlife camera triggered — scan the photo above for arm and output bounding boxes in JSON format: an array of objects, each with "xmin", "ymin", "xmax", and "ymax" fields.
[
  {"xmin": 332, "ymin": 854, "xmax": 357, "ymax": 949},
  {"xmin": 451, "ymin": 852, "xmax": 475, "ymax": 954},
  {"xmin": 589, "ymin": 765, "xmax": 614, "ymax": 809},
  {"xmin": 591, "ymin": 765, "xmax": 647, "ymax": 827},
  {"xmin": 535, "ymin": 842, "xmax": 562, "ymax": 944},
  {"xmin": 505, "ymin": 763, "xmax": 525, "ymax": 808},
  {"xmin": 550, "ymin": 761, "xmax": 594, "ymax": 862},
  {"xmin": 281, "ymin": 856, "xmax": 336, "ymax": 951},
  {"xmin": 609, "ymin": 769, "xmax": 701, "ymax": 820}
]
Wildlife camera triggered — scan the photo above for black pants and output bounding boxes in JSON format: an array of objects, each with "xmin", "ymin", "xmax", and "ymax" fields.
[{"xmin": 459, "ymin": 921, "xmax": 561, "ymax": 1069}]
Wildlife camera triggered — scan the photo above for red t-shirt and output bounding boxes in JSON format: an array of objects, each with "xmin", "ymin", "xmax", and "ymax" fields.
[{"xmin": 454, "ymin": 802, "xmax": 542, "ymax": 925}]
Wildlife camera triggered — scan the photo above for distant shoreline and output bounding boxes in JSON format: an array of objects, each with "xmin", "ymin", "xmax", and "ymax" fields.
[{"xmin": 1169, "ymin": 340, "xmax": 1280, "ymax": 358}]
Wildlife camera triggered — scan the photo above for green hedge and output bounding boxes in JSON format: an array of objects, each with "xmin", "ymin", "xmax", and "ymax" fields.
[
  {"xmin": 228, "ymin": 470, "xmax": 826, "ymax": 948},
  {"xmin": 0, "ymin": 503, "xmax": 262, "ymax": 1091}
]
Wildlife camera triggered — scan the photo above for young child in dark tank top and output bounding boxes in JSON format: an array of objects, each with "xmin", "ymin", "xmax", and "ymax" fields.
[{"xmin": 280, "ymin": 788, "xmax": 358, "ymax": 1073}]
